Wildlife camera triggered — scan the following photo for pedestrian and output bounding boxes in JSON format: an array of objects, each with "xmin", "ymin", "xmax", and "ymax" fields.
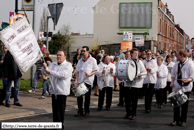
[
  {"xmin": 115, "ymin": 50, "xmax": 124, "ymax": 60},
  {"xmin": 42, "ymin": 49, "xmax": 73, "ymax": 129},
  {"xmin": 113, "ymin": 56, "xmax": 120, "ymax": 91},
  {"xmin": 38, "ymin": 41, "xmax": 46, "ymax": 54},
  {"xmin": 39, "ymin": 50, "xmax": 53, "ymax": 99},
  {"xmin": 143, "ymin": 50, "xmax": 158, "ymax": 113},
  {"xmin": 3, "ymin": 50, "xmax": 22, "ymax": 107},
  {"xmin": 117, "ymin": 51, "xmax": 131, "ymax": 106},
  {"xmin": 154, "ymin": 56, "xmax": 168, "ymax": 108},
  {"xmin": 74, "ymin": 46, "xmax": 98, "ymax": 117},
  {"xmin": 0, "ymin": 45, "xmax": 8, "ymax": 105},
  {"xmin": 73, "ymin": 48, "xmax": 81, "ymax": 67},
  {"xmin": 163, "ymin": 55, "xmax": 175, "ymax": 103},
  {"xmin": 123, "ymin": 48, "xmax": 147, "ymax": 120},
  {"xmin": 170, "ymin": 49, "xmax": 194, "ymax": 127},
  {"xmin": 96, "ymin": 55, "xmax": 115, "ymax": 110}
]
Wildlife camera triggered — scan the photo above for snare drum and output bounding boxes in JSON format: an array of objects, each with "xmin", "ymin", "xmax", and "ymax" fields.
[
  {"xmin": 116, "ymin": 59, "xmax": 137, "ymax": 82},
  {"xmin": 71, "ymin": 82, "xmax": 89, "ymax": 97},
  {"xmin": 167, "ymin": 89, "xmax": 188, "ymax": 107}
]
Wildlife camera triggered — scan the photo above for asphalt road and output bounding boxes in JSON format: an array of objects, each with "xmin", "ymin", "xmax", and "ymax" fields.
[{"xmin": 1, "ymin": 99, "xmax": 194, "ymax": 130}]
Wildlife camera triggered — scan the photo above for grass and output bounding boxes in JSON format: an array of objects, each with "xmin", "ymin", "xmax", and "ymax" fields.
[{"xmin": 0, "ymin": 79, "xmax": 43, "ymax": 91}]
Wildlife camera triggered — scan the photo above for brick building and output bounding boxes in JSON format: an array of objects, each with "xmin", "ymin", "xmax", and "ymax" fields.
[{"xmin": 157, "ymin": 0, "xmax": 189, "ymax": 52}]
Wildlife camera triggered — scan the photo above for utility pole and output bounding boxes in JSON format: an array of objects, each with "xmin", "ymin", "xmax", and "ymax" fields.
[{"xmin": 15, "ymin": 0, "xmax": 18, "ymax": 13}]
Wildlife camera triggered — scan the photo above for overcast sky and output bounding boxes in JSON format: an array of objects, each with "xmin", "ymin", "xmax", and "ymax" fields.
[{"xmin": 0, "ymin": 0, "xmax": 193, "ymax": 38}]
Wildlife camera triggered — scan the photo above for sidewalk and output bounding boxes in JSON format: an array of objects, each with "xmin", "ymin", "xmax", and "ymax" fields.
[{"xmin": 0, "ymin": 88, "xmax": 131, "ymax": 121}]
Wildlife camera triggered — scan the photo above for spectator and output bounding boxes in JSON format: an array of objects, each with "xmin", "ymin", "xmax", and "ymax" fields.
[
  {"xmin": 39, "ymin": 50, "xmax": 53, "ymax": 99},
  {"xmin": 3, "ymin": 50, "xmax": 22, "ymax": 107},
  {"xmin": 168, "ymin": 49, "xmax": 172, "ymax": 55},
  {"xmin": 28, "ymin": 58, "xmax": 43, "ymax": 93},
  {"xmin": 156, "ymin": 52, "xmax": 160, "ymax": 57},
  {"xmin": 114, "ymin": 51, "xmax": 117, "ymax": 56},
  {"xmin": 171, "ymin": 52, "xmax": 177, "ymax": 62},
  {"xmin": 115, "ymin": 50, "xmax": 124, "ymax": 60},
  {"xmin": 0, "ymin": 45, "xmax": 8, "ymax": 105},
  {"xmin": 73, "ymin": 48, "xmax": 81, "ymax": 67},
  {"xmin": 38, "ymin": 41, "xmax": 46, "ymax": 54},
  {"xmin": 110, "ymin": 56, "xmax": 114, "ymax": 63},
  {"xmin": 113, "ymin": 56, "xmax": 120, "ymax": 91},
  {"xmin": 101, "ymin": 50, "xmax": 105, "ymax": 55},
  {"xmin": 93, "ymin": 54, "xmax": 103, "ymax": 96},
  {"xmin": 90, "ymin": 49, "xmax": 96, "ymax": 58}
]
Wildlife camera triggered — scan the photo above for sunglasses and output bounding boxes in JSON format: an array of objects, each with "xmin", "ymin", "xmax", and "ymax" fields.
[
  {"xmin": 81, "ymin": 50, "xmax": 86, "ymax": 52},
  {"xmin": 147, "ymin": 53, "xmax": 152, "ymax": 55}
]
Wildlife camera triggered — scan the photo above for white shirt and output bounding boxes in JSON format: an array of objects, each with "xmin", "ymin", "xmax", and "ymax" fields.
[
  {"xmin": 76, "ymin": 55, "xmax": 98, "ymax": 85},
  {"xmin": 143, "ymin": 58, "xmax": 158, "ymax": 84},
  {"xmin": 154, "ymin": 64, "xmax": 168, "ymax": 89},
  {"xmin": 96, "ymin": 62, "xmax": 116, "ymax": 90},
  {"xmin": 124, "ymin": 60, "xmax": 147, "ymax": 88},
  {"xmin": 171, "ymin": 58, "xmax": 194, "ymax": 92},
  {"xmin": 163, "ymin": 61, "xmax": 175, "ymax": 82},
  {"xmin": 42, "ymin": 60, "xmax": 73, "ymax": 96}
]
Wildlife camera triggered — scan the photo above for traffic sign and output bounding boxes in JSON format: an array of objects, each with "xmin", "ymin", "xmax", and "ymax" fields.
[
  {"xmin": 48, "ymin": 3, "xmax": 64, "ymax": 26},
  {"xmin": 22, "ymin": 0, "xmax": 33, "ymax": 11},
  {"xmin": 123, "ymin": 31, "xmax": 133, "ymax": 41}
]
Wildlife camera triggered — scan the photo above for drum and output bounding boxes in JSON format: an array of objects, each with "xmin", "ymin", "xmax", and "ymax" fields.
[
  {"xmin": 71, "ymin": 82, "xmax": 89, "ymax": 97},
  {"xmin": 116, "ymin": 59, "xmax": 137, "ymax": 82},
  {"xmin": 167, "ymin": 89, "xmax": 188, "ymax": 107}
]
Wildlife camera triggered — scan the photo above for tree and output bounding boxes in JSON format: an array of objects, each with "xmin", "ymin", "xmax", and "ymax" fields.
[
  {"xmin": 39, "ymin": 7, "xmax": 49, "ymax": 32},
  {"xmin": 59, "ymin": 24, "xmax": 74, "ymax": 59},
  {"xmin": 48, "ymin": 25, "xmax": 74, "ymax": 59}
]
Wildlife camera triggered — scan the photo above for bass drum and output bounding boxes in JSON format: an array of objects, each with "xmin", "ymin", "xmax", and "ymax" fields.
[{"xmin": 116, "ymin": 59, "xmax": 137, "ymax": 82}]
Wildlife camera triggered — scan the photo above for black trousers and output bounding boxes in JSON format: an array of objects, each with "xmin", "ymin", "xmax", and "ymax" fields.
[
  {"xmin": 144, "ymin": 83, "xmax": 155, "ymax": 110},
  {"xmin": 124, "ymin": 87, "xmax": 139, "ymax": 116},
  {"xmin": 155, "ymin": 89, "xmax": 164, "ymax": 105},
  {"xmin": 163, "ymin": 82, "xmax": 171, "ymax": 103},
  {"xmin": 0, "ymin": 81, "xmax": 6, "ymax": 103},
  {"xmin": 173, "ymin": 92, "xmax": 190, "ymax": 123},
  {"xmin": 98, "ymin": 87, "xmax": 113, "ymax": 108},
  {"xmin": 119, "ymin": 82, "xmax": 124, "ymax": 104},
  {"xmin": 77, "ymin": 83, "xmax": 91, "ymax": 113},
  {"xmin": 52, "ymin": 95, "xmax": 67, "ymax": 129}
]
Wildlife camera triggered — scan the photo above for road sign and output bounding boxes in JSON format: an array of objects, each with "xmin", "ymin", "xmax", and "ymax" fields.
[
  {"xmin": 135, "ymin": 36, "xmax": 144, "ymax": 47},
  {"xmin": 22, "ymin": 0, "xmax": 33, "ymax": 11},
  {"xmin": 123, "ymin": 31, "xmax": 133, "ymax": 41},
  {"xmin": 48, "ymin": 3, "xmax": 64, "ymax": 26}
]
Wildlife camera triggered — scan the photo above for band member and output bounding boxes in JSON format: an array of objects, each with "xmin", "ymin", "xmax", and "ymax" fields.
[
  {"xmin": 187, "ymin": 38, "xmax": 194, "ymax": 54},
  {"xmin": 163, "ymin": 55, "xmax": 175, "ymax": 103},
  {"xmin": 170, "ymin": 49, "xmax": 194, "ymax": 126},
  {"xmin": 74, "ymin": 46, "xmax": 98, "ymax": 117},
  {"xmin": 117, "ymin": 51, "xmax": 131, "ymax": 106},
  {"xmin": 143, "ymin": 50, "xmax": 158, "ymax": 113},
  {"xmin": 42, "ymin": 50, "xmax": 73, "ymax": 129},
  {"xmin": 96, "ymin": 55, "xmax": 115, "ymax": 110},
  {"xmin": 154, "ymin": 56, "xmax": 168, "ymax": 108},
  {"xmin": 124, "ymin": 48, "xmax": 147, "ymax": 120}
]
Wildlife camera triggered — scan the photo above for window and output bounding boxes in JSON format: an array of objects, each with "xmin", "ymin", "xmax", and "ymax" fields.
[{"xmin": 119, "ymin": 2, "xmax": 152, "ymax": 28}]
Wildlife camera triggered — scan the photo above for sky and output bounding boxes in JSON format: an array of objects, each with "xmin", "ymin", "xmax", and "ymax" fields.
[{"xmin": 0, "ymin": 0, "xmax": 193, "ymax": 38}]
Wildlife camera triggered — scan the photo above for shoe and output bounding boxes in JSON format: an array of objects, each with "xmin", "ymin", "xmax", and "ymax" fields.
[
  {"xmin": 117, "ymin": 103, "xmax": 124, "ymax": 106},
  {"xmin": 84, "ymin": 113, "xmax": 90, "ymax": 117},
  {"xmin": 145, "ymin": 110, "xmax": 150, "ymax": 113},
  {"xmin": 193, "ymin": 115, "xmax": 194, "ymax": 118},
  {"xmin": 124, "ymin": 114, "xmax": 130, "ymax": 119},
  {"xmin": 170, "ymin": 121, "xmax": 179, "ymax": 126},
  {"xmin": 159, "ymin": 105, "xmax": 163, "ymax": 109},
  {"xmin": 94, "ymin": 93, "xmax": 99, "ymax": 96},
  {"xmin": 14, "ymin": 103, "xmax": 22, "ymax": 106},
  {"xmin": 113, "ymin": 89, "xmax": 119, "ymax": 91},
  {"xmin": 28, "ymin": 90, "xmax": 35, "ymax": 93},
  {"xmin": 39, "ymin": 96, "xmax": 45, "ymax": 99},
  {"xmin": 130, "ymin": 116, "xmax": 136, "ymax": 120},
  {"xmin": 74, "ymin": 113, "xmax": 84, "ymax": 117},
  {"xmin": 5, "ymin": 103, "xmax": 10, "ymax": 107},
  {"xmin": 98, "ymin": 107, "xmax": 102, "ymax": 111},
  {"xmin": 0, "ymin": 102, "xmax": 4, "ymax": 105},
  {"xmin": 105, "ymin": 107, "xmax": 110, "ymax": 110},
  {"xmin": 154, "ymin": 103, "xmax": 159, "ymax": 107},
  {"xmin": 180, "ymin": 122, "xmax": 186, "ymax": 127}
]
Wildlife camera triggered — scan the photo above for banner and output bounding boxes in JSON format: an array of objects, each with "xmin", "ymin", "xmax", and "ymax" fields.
[
  {"xmin": 135, "ymin": 36, "xmax": 144, "ymax": 47},
  {"xmin": 121, "ymin": 41, "xmax": 133, "ymax": 50},
  {"xmin": 0, "ymin": 17, "xmax": 43, "ymax": 74}
]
